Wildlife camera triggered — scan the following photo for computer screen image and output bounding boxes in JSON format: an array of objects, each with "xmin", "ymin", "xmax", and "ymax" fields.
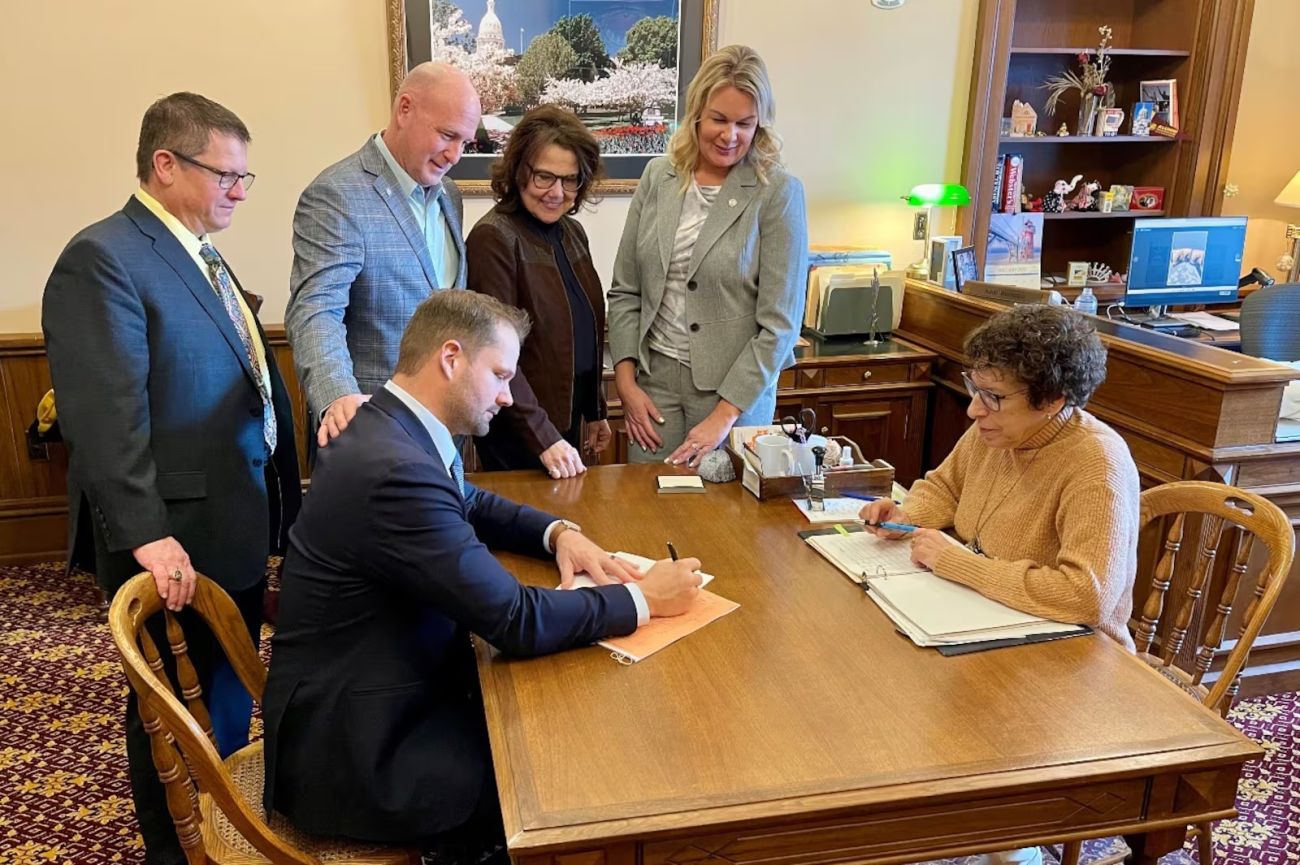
[{"xmin": 1124, "ymin": 216, "xmax": 1247, "ymax": 309}]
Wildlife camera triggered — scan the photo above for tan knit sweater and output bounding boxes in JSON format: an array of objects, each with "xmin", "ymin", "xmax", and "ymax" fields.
[{"xmin": 901, "ymin": 407, "xmax": 1140, "ymax": 649}]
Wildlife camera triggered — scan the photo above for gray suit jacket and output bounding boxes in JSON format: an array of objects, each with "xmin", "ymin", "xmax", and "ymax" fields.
[
  {"xmin": 607, "ymin": 156, "xmax": 808, "ymax": 413},
  {"xmin": 286, "ymin": 136, "xmax": 467, "ymax": 417}
]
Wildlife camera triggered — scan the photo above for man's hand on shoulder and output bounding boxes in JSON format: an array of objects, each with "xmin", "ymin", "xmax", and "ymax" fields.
[
  {"xmin": 553, "ymin": 529, "xmax": 641, "ymax": 588},
  {"xmin": 133, "ymin": 536, "xmax": 196, "ymax": 612},
  {"xmin": 639, "ymin": 558, "xmax": 703, "ymax": 617},
  {"xmin": 318, "ymin": 393, "xmax": 370, "ymax": 447}
]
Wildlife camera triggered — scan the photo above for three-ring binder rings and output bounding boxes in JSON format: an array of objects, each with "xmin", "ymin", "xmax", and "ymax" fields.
[{"xmin": 802, "ymin": 529, "xmax": 1087, "ymax": 650}]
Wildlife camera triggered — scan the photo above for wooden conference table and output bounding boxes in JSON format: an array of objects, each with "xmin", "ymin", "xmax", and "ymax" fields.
[{"xmin": 472, "ymin": 465, "xmax": 1260, "ymax": 865}]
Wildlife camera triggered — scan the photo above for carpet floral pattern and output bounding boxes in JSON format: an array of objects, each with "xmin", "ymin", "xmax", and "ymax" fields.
[{"xmin": 0, "ymin": 563, "xmax": 1296, "ymax": 864}]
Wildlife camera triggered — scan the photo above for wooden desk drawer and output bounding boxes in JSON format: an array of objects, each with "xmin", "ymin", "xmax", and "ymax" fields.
[
  {"xmin": 641, "ymin": 777, "xmax": 1149, "ymax": 865},
  {"xmin": 779, "ymin": 367, "xmax": 824, "ymax": 390},
  {"xmin": 825, "ymin": 362, "xmax": 910, "ymax": 387}
]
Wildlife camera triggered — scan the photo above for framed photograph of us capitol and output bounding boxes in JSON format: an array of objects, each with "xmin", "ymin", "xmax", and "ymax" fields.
[{"xmin": 386, "ymin": 0, "xmax": 720, "ymax": 195}]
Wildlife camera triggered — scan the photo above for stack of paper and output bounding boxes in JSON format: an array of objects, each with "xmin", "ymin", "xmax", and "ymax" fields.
[
  {"xmin": 562, "ymin": 552, "xmax": 736, "ymax": 663},
  {"xmin": 805, "ymin": 532, "xmax": 1083, "ymax": 647},
  {"xmin": 793, "ymin": 497, "xmax": 868, "ymax": 524}
]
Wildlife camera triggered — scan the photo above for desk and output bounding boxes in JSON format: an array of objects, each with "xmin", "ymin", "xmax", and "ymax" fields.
[{"xmin": 472, "ymin": 465, "xmax": 1259, "ymax": 865}]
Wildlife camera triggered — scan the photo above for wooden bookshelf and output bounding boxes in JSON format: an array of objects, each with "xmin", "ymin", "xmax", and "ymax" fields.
[{"xmin": 957, "ymin": 0, "xmax": 1255, "ymax": 280}]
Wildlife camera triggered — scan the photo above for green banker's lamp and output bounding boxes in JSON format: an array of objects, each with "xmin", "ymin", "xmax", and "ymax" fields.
[{"xmin": 903, "ymin": 182, "xmax": 971, "ymax": 280}]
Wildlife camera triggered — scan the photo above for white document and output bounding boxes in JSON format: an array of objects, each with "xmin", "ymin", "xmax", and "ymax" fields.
[
  {"xmin": 563, "ymin": 551, "xmax": 715, "ymax": 590},
  {"xmin": 1170, "ymin": 311, "xmax": 1239, "ymax": 332},
  {"xmin": 805, "ymin": 531, "xmax": 1082, "ymax": 646},
  {"xmin": 793, "ymin": 497, "xmax": 868, "ymax": 523}
]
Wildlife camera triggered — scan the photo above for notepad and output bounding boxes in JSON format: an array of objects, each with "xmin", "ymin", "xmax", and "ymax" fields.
[
  {"xmin": 560, "ymin": 552, "xmax": 734, "ymax": 663},
  {"xmin": 804, "ymin": 531, "xmax": 1084, "ymax": 648},
  {"xmin": 657, "ymin": 475, "xmax": 705, "ymax": 493}
]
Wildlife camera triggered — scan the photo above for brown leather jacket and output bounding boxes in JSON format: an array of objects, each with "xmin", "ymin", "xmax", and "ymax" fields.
[{"xmin": 466, "ymin": 206, "xmax": 606, "ymax": 456}]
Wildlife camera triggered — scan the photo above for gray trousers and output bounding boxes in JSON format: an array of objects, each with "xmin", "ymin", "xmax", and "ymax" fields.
[{"xmin": 628, "ymin": 349, "xmax": 777, "ymax": 464}]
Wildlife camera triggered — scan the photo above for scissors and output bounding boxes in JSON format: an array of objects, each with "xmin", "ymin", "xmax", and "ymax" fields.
[{"xmin": 779, "ymin": 408, "xmax": 817, "ymax": 444}]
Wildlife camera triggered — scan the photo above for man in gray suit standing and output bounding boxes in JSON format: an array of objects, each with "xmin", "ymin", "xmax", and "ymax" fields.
[{"xmin": 286, "ymin": 62, "xmax": 481, "ymax": 447}]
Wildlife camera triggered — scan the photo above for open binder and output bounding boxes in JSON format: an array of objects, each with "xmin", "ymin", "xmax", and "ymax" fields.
[{"xmin": 801, "ymin": 526, "xmax": 1088, "ymax": 652}]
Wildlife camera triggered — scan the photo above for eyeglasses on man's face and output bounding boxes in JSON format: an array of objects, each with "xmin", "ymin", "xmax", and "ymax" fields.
[
  {"xmin": 961, "ymin": 370, "xmax": 1028, "ymax": 413},
  {"xmin": 527, "ymin": 165, "xmax": 581, "ymax": 193},
  {"xmin": 172, "ymin": 151, "xmax": 256, "ymax": 191}
]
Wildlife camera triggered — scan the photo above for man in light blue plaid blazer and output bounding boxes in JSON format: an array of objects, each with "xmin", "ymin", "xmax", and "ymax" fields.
[{"xmin": 286, "ymin": 62, "xmax": 480, "ymax": 447}]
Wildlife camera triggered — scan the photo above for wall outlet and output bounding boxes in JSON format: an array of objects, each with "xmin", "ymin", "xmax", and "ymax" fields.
[{"xmin": 912, "ymin": 211, "xmax": 929, "ymax": 240}]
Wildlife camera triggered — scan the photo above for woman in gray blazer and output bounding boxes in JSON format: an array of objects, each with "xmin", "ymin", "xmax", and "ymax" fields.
[{"xmin": 607, "ymin": 44, "xmax": 808, "ymax": 467}]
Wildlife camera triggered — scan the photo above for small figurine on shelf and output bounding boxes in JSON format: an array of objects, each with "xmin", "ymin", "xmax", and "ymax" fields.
[
  {"xmin": 1020, "ymin": 188, "xmax": 1043, "ymax": 212},
  {"xmin": 1068, "ymin": 179, "xmax": 1101, "ymax": 211},
  {"xmin": 1057, "ymin": 122, "xmax": 1070, "ymax": 137},
  {"xmin": 1043, "ymin": 174, "xmax": 1083, "ymax": 213}
]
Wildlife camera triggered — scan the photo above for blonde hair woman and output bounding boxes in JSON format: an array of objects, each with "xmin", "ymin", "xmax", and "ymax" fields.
[{"xmin": 607, "ymin": 44, "xmax": 808, "ymax": 466}]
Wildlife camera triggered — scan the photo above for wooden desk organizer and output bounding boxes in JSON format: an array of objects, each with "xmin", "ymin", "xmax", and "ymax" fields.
[{"xmin": 726, "ymin": 437, "xmax": 894, "ymax": 500}]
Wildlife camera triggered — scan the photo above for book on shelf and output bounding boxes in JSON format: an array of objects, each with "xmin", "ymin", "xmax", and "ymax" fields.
[
  {"xmin": 991, "ymin": 155, "xmax": 1005, "ymax": 213},
  {"xmin": 1001, "ymin": 153, "xmax": 1024, "ymax": 214}
]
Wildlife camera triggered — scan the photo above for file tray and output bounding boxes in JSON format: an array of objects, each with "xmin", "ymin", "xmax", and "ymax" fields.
[{"xmin": 725, "ymin": 438, "xmax": 894, "ymax": 501}]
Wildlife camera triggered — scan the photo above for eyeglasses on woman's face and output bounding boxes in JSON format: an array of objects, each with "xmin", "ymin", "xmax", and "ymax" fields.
[
  {"xmin": 961, "ymin": 370, "xmax": 1028, "ymax": 413},
  {"xmin": 527, "ymin": 166, "xmax": 581, "ymax": 193}
]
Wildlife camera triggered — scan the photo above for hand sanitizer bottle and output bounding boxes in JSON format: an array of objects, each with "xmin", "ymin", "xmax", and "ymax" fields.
[{"xmin": 1074, "ymin": 286, "xmax": 1098, "ymax": 316}]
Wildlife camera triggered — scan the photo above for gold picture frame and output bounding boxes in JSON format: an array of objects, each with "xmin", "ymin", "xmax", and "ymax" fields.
[{"xmin": 385, "ymin": 0, "xmax": 719, "ymax": 196}]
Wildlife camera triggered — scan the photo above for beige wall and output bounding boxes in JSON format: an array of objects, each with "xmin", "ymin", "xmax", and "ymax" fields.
[
  {"xmin": 1224, "ymin": 0, "xmax": 1300, "ymax": 281},
  {"xmin": 1, "ymin": 0, "xmax": 977, "ymax": 332}
]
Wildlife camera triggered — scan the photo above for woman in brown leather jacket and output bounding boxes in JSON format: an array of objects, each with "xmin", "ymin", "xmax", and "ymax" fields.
[{"xmin": 466, "ymin": 105, "xmax": 609, "ymax": 476}]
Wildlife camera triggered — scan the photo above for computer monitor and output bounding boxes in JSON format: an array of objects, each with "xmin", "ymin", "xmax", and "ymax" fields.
[{"xmin": 1124, "ymin": 217, "xmax": 1247, "ymax": 317}]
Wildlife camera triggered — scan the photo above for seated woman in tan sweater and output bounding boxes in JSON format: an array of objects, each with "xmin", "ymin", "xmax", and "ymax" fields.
[
  {"xmin": 863, "ymin": 305, "xmax": 1139, "ymax": 865},
  {"xmin": 862, "ymin": 304, "xmax": 1140, "ymax": 651}
]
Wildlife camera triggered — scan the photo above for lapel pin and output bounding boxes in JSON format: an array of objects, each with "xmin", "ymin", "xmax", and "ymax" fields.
[{"xmin": 728, "ymin": 198, "xmax": 738, "ymax": 207}]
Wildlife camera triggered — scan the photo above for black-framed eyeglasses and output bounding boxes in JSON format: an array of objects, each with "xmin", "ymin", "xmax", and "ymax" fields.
[
  {"xmin": 961, "ymin": 370, "xmax": 1027, "ymax": 413},
  {"xmin": 527, "ymin": 165, "xmax": 581, "ymax": 193},
  {"xmin": 172, "ymin": 151, "xmax": 256, "ymax": 191}
]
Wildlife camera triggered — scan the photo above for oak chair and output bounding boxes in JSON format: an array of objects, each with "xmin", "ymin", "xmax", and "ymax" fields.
[
  {"xmin": 1058, "ymin": 481, "xmax": 1295, "ymax": 865},
  {"xmin": 109, "ymin": 571, "xmax": 420, "ymax": 865}
]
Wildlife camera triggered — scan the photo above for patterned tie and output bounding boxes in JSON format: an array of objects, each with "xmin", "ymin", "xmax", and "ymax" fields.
[
  {"xmin": 450, "ymin": 451, "xmax": 466, "ymax": 499},
  {"xmin": 198, "ymin": 244, "xmax": 277, "ymax": 453}
]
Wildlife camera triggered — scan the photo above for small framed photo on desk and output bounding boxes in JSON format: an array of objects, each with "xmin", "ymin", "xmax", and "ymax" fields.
[{"xmin": 951, "ymin": 246, "xmax": 978, "ymax": 292}]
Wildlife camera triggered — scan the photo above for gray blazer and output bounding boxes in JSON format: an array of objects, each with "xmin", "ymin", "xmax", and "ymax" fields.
[
  {"xmin": 285, "ymin": 137, "xmax": 467, "ymax": 417},
  {"xmin": 607, "ymin": 156, "xmax": 808, "ymax": 413}
]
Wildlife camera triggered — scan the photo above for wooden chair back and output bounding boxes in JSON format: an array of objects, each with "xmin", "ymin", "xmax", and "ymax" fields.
[
  {"xmin": 1136, "ymin": 481, "xmax": 1295, "ymax": 714},
  {"xmin": 108, "ymin": 572, "xmax": 320, "ymax": 865}
]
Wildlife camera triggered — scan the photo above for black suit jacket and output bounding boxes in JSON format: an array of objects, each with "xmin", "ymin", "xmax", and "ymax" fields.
[
  {"xmin": 261, "ymin": 387, "xmax": 637, "ymax": 843},
  {"xmin": 42, "ymin": 196, "xmax": 301, "ymax": 594}
]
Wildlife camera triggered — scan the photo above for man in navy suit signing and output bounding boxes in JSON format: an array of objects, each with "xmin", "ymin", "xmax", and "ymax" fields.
[
  {"xmin": 42, "ymin": 93, "xmax": 300, "ymax": 864},
  {"xmin": 262, "ymin": 290, "xmax": 701, "ymax": 847}
]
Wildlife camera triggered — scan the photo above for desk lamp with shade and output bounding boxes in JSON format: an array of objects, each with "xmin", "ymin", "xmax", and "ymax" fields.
[
  {"xmin": 903, "ymin": 183, "xmax": 971, "ymax": 280},
  {"xmin": 1276, "ymin": 170, "xmax": 1300, "ymax": 283}
]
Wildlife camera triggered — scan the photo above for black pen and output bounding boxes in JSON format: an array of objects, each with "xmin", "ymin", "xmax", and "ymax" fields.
[{"xmin": 667, "ymin": 541, "xmax": 679, "ymax": 561}]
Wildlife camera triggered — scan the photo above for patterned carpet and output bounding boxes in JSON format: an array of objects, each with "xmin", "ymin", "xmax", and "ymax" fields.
[{"xmin": 1, "ymin": 562, "xmax": 1296, "ymax": 864}]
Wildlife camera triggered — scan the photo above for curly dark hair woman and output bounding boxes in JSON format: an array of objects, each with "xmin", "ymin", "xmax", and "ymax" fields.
[
  {"xmin": 964, "ymin": 303, "xmax": 1108, "ymax": 410},
  {"xmin": 860, "ymin": 303, "xmax": 1141, "ymax": 658}
]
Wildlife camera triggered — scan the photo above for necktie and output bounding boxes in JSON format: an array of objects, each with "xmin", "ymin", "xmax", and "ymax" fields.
[
  {"xmin": 450, "ymin": 452, "xmax": 466, "ymax": 499},
  {"xmin": 198, "ymin": 244, "xmax": 277, "ymax": 453},
  {"xmin": 423, "ymin": 186, "xmax": 446, "ymax": 284}
]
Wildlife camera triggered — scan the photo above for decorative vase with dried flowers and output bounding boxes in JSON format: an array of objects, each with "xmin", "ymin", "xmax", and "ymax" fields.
[{"xmin": 1042, "ymin": 25, "xmax": 1115, "ymax": 136}]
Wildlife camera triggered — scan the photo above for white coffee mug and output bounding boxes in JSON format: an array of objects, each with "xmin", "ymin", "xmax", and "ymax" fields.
[{"xmin": 755, "ymin": 434, "xmax": 794, "ymax": 477}]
